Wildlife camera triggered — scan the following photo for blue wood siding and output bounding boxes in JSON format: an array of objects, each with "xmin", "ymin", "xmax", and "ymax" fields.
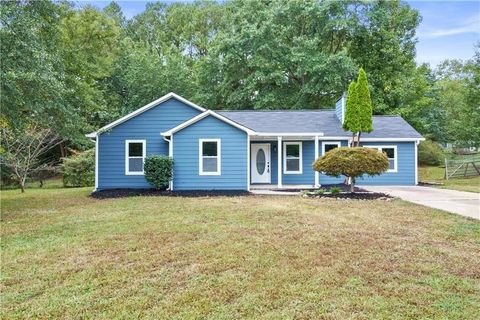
[
  {"xmin": 319, "ymin": 140, "xmax": 349, "ymax": 185},
  {"xmin": 173, "ymin": 115, "xmax": 248, "ymax": 190},
  {"xmin": 335, "ymin": 97, "xmax": 343, "ymax": 122},
  {"xmin": 357, "ymin": 142, "xmax": 416, "ymax": 185},
  {"xmin": 282, "ymin": 141, "xmax": 316, "ymax": 185},
  {"xmin": 97, "ymin": 98, "xmax": 201, "ymax": 189},
  {"xmin": 254, "ymin": 140, "xmax": 415, "ymax": 186}
]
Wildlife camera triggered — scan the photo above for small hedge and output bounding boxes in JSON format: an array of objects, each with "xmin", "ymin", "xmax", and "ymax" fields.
[
  {"xmin": 418, "ymin": 140, "xmax": 444, "ymax": 166},
  {"xmin": 62, "ymin": 149, "xmax": 95, "ymax": 187},
  {"xmin": 144, "ymin": 155, "xmax": 174, "ymax": 190}
]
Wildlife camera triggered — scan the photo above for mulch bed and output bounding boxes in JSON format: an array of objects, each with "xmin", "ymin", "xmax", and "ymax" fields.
[
  {"xmin": 91, "ymin": 189, "xmax": 251, "ymax": 200},
  {"xmin": 91, "ymin": 184, "xmax": 392, "ymax": 200},
  {"xmin": 277, "ymin": 184, "xmax": 367, "ymax": 193},
  {"xmin": 304, "ymin": 192, "xmax": 393, "ymax": 200}
]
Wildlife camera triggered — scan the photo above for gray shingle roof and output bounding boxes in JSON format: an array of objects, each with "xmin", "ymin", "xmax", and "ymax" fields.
[{"xmin": 218, "ymin": 110, "xmax": 423, "ymax": 139}]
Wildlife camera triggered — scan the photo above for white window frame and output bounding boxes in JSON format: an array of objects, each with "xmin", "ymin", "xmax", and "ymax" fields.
[
  {"xmin": 322, "ymin": 141, "xmax": 341, "ymax": 155},
  {"xmin": 125, "ymin": 139, "xmax": 146, "ymax": 175},
  {"xmin": 199, "ymin": 139, "xmax": 221, "ymax": 175},
  {"xmin": 283, "ymin": 142, "xmax": 302, "ymax": 174},
  {"xmin": 366, "ymin": 145, "xmax": 398, "ymax": 173}
]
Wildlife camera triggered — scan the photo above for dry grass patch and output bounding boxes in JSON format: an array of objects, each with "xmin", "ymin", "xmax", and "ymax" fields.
[{"xmin": 1, "ymin": 188, "xmax": 479, "ymax": 319}]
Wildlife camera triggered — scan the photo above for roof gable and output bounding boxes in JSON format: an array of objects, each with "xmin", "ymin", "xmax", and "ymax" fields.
[
  {"xmin": 161, "ymin": 110, "xmax": 255, "ymax": 136},
  {"xmin": 86, "ymin": 92, "xmax": 205, "ymax": 138}
]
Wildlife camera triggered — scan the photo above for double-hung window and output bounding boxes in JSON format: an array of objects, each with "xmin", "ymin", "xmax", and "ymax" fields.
[
  {"xmin": 199, "ymin": 139, "xmax": 221, "ymax": 175},
  {"xmin": 366, "ymin": 145, "xmax": 397, "ymax": 172},
  {"xmin": 283, "ymin": 142, "xmax": 302, "ymax": 174},
  {"xmin": 322, "ymin": 141, "xmax": 341, "ymax": 155},
  {"xmin": 125, "ymin": 140, "xmax": 146, "ymax": 175}
]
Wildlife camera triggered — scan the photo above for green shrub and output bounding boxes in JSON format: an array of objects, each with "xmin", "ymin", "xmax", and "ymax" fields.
[
  {"xmin": 313, "ymin": 147, "xmax": 389, "ymax": 192},
  {"xmin": 144, "ymin": 155, "xmax": 174, "ymax": 190},
  {"xmin": 329, "ymin": 186, "xmax": 341, "ymax": 194},
  {"xmin": 62, "ymin": 149, "xmax": 95, "ymax": 187},
  {"xmin": 315, "ymin": 188, "xmax": 325, "ymax": 195},
  {"xmin": 418, "ymin": 140, "xmax": 444, "ymax": 166}
]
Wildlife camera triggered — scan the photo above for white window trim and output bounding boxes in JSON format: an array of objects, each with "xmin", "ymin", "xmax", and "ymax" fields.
[
  {"xmin": 125, "ymin": 139, "xmax": 146, "ymax": 175},
  {"xmin": 199, "ymin": 139, "xmax": 221, "ymax": 176},
  {"xmin": 322, "ymin": 141, "xmax": 341, "ymax": 155},
  {"xmin": 366, "ymin": 145, "xmax": 398, "ymax": 173},
  {"xmin": 283, "ymin": 142, "xmax": 303, "ymax": 174}
]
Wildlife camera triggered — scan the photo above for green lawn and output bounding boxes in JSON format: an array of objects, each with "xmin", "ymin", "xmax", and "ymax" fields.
[
  {"xmin": 2, "ymin": 188, "xmax": 480, "ymax": 319},
  {"xmin": 419, "ymin": 166, "xmax": 480, "ymax": 193}
]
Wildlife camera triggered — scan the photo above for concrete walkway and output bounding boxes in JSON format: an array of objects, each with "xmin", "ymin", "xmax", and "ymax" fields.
[{"xmin": 363, "ymin": 186, "xmax": 480, "ymax": 220}]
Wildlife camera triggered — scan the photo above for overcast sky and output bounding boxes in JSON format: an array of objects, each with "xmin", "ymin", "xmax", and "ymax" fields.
[{"xmin": 77, "ymin": 0, "xmax": 480, "ymax": 67}]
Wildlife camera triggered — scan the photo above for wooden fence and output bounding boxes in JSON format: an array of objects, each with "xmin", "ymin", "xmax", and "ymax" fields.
[{"xmin": 445, "ymin": 156, "xmax": 480, "ymax": 180}]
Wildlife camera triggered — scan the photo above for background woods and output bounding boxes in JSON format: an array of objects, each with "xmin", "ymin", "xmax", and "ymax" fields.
[{"xmin": 1, "ymin": 0, "xmax": 479, "ymax": 187}]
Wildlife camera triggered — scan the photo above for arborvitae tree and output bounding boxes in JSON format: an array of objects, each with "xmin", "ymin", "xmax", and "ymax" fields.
[
  {"xmin": 356, "ymin": 68, "xmax": 373, "ymax": 144},
  {"xmin": 342, "ymin": 81, "xmax": 360, "ymax": 144}
]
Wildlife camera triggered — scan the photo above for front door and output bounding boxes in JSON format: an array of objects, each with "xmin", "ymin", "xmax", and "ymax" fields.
[{"xmin": 251, "ymin": 144, "xmax": 271, "ymax": 183}]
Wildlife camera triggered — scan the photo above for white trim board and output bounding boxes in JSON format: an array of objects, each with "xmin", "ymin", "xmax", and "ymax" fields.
[
  {"xmin": 125, "ymin": 139, "xmax": 146, "ymax": 175},
  {"xmin": 94, "ymin": 134, "xmax": 99, "ymax": 191},
  {"xmin": 86, "ymin": 92, "xmax": 205, "ymax": 138},
  {"xmin": 162, "ymin": 110, "xmax": 255, "ymax": 136},
  {"xmin": 322, "ymin": 141, "xmax": 341, "ymax": 155},
  {"xmin": 199, "ymin": 138, "xmax": 221, "ymax": 176},
  {"xmin": 365, "ymin": 145, "xmax": 398, "ymax": 173},
  {"xmin": 283, "ymin": 141, "xmax": 303, "ymax": 174},
  {"xmin": 323, "ymin": 137, "xmax": 425, "ymax": 142}
]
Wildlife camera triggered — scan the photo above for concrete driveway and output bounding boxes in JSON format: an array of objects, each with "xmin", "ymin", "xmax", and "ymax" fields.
[{"xmin": 363, "ymin": 186, "xmax": 480, "ymax": 220}]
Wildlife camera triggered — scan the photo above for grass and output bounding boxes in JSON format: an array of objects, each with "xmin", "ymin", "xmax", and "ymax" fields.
[
  {"xmin": 419, "ymin": 166, "xmax": 480, "ymax": 193},
  {"xmin": 2, "ymin": 188, "xmax": 480, "ymax": 319}
]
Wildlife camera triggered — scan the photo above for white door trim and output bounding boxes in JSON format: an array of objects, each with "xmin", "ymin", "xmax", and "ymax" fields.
[{"xmin": 251, "ymin": 143, "xmax": 271, "ymax": 184}]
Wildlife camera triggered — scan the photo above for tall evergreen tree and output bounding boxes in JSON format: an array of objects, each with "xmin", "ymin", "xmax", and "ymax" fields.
[
  {"xmin": 343, "ymin": 81, "xmax": 360, "ymax": 144},
  {"xmin": 356, "ymin": 68, "xmax": 373, "ymax": 144}
]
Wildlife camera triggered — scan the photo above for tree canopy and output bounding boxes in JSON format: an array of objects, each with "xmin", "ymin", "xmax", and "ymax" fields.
[{"xmin": 1, "ymin": 0, "xmax": 478, "ymax": 150}]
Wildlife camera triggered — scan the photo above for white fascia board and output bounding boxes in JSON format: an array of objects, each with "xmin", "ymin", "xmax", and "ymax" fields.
[
  {"xmin": 321, "ymin": 136, "xmax": 425, "ymax": 142},
  {"xmin": 87, "ymin": 92, "xmax": 206, "ymax": 137},
  {"xmin": 253, "ymin": 132, "xmax": 325, "ymax": 137},
  {"xmin": 359, "ymin": 137, "xmax": 425, "ymax": 142},
  {"xmin": 161, "ymin": 110, "xmax": 255, "ymax": 136}
]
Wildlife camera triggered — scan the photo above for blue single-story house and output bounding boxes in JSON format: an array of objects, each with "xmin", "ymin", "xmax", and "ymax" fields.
[{"xmin": 86, "ymin": 92, "xmax": 424, "ymax": 191}]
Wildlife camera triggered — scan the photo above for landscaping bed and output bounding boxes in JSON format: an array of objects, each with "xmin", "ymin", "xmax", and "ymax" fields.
[
  {"xmin": 303, "ymin": 191, "xmax": 393, "ymax": 200},
  {"xmin": 276, "ymin": 184, "xmax": 367, "ymax": 193}
]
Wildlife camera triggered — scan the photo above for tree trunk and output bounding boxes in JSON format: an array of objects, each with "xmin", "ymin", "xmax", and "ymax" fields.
[
  {"xmin": 357, "ymin": 132, "xmax": 362, "ymax": 147},
  {"xmin": 350, "ymin": 178, "xmax": 355, "ymax": 193},
  {"xmin": 59, "ymin": 142, "xmax": 67, "ymax": 158},
  {"xmin": 20, "ymin": 178, "xmax": 26, "ymax": 193}
]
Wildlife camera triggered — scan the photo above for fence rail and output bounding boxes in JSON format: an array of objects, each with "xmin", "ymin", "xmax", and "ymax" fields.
[{"xmin": 445, "ymin": 157, "xmax": 480, "ymax": 180}]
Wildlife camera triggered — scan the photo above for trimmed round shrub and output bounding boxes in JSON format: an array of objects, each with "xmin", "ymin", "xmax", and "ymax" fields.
[
  {"xmin": 62, "ymin": 149, "xmax": 95, "ymax": 187},
  {"xmin": 418, "ymin": 140, "xmax": 444, "ymax": 166},
  {"xmin": 144, "ymin": 155, "xmax": 174, "ymax": 190},
  {"xmin": 313, "ymin": 147, "xmax": 389, "ymax": 192}
]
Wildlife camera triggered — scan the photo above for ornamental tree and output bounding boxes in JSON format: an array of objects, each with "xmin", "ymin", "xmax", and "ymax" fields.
[
  {"xmin": 356, "ymin": 68, "xmax": 373, "ymax": 142},
  {"xmin": 342, "ymin": 68, "xmax": 374, "ymax": 146},
  {"xmin": 0, "ymin": 124, "xmax": 62, "ymax": 193},
  {"xmin": 313, "ymin": 147, "xmax": 389, "ymax": 192},
  {"xmin": 342, "ymin": 81, "xmax": 360, "ymax": 143}
]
